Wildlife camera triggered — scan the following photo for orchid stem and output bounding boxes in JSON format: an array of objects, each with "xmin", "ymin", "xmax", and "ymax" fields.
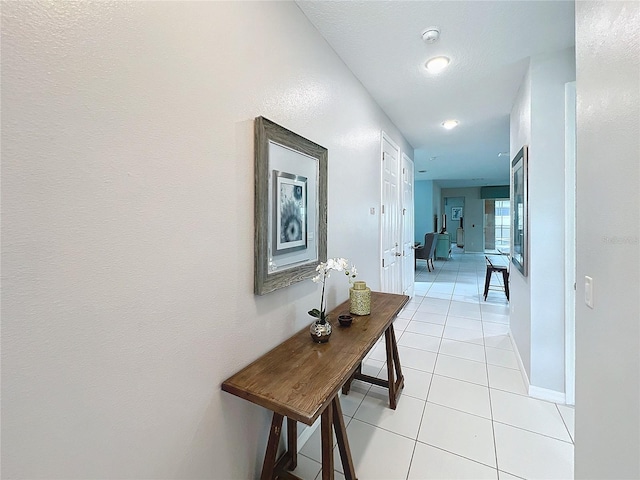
[{"xmin": 320, "ymin": 272, "xmax": 327, "ymax": 322}]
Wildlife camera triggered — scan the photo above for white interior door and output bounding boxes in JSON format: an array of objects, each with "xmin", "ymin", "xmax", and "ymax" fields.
[
  {"xmin": 401, "ymin": 153, "xmax": 415, "ymax": 298},
  {"xmin": 380, "ymin": 133, "xmax": 401, "ymax": 293}
]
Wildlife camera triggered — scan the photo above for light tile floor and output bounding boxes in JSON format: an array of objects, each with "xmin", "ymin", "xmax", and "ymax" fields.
[{"xmin": 294, "ymin": 249, "xmax": 575, "ymax": 480}]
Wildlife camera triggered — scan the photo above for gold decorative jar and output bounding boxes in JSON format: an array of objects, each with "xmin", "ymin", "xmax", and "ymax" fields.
[{"xmin": 349, "ymin": 281, "xmax": 371, "ymax": 315}]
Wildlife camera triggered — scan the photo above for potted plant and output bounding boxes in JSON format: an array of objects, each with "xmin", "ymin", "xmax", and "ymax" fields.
[{"xmin": 309, "ymin": 258, "xmax": 357, "ymax": 342}]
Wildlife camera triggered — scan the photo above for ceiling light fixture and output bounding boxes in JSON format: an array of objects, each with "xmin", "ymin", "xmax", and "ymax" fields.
[
  {"xmin": 425, "ymin": 56, "xmax": 450, "ymax": 73},
  {"xmin": 441, "ymin": 119, "xmax": 459, "ymax": 130},
  {"xmin": 421, "ymin": 27, "xmax": 440, "ymax": 43}
]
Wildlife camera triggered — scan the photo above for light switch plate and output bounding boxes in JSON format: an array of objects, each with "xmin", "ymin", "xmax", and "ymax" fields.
[{"xmin": 585, "ymin": 276, "xmax": 594, "ymax": 309}]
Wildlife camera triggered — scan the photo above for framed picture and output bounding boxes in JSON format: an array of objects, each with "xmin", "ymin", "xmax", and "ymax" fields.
[
  {"xmin": 451, "ymin": 207, "xmax": 463, "ymax": 221},
  {"xmin": 254, "ymin": 117, "xmax": 327, "ymax": 295},
  {"xmin": 511, "ymin": 145, "xmax": 528, "ymax": 276}
]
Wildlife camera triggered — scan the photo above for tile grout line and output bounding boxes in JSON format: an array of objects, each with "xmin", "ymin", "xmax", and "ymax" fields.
[
  {"xmin": 404, "ymin": 359, "xmax": 435, "ymax": 480},
  {"xmin": 491, "ymin": 419, "xmax": 575, "ymax": 445},
  {"xmin": 413, "ymin": 440, "xmax": 500, "ymax": 472},
  {"xmin": 555, "ymin": 403, "xmax": 575, "ymax": 444},
  {"xmin": 405, "ymin": 281, "xmax": 431, "ymax": 480},
  {"xmin": 481, "ymin": 281, "xmax": 502, "ymax": 477}
]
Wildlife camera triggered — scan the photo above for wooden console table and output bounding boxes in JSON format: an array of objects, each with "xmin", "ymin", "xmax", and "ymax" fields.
[{"xmin": 221, "ymin": 291, "xmax": 409, "ymax": 480}]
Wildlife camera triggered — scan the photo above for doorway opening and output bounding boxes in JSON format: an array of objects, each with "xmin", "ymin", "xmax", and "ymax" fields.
[
  {"xmin": 484, "ymin": 199, "xmax": 510, "ymax": 254},
  {"xmin": 444, "ymin": 196, "xmax": 465, "ymax": 251}
]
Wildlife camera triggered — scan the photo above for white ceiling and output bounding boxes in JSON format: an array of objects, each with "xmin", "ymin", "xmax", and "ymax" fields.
[{"xmin": 297, "ymin": 1, "xmax": 576, "ymax": 188}]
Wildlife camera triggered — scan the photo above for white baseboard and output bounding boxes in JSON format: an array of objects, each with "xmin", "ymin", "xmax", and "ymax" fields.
[
  {"xmin": 296, "ymin": 418, "xmax": 319, "ymax": 452},
  {"xmin": 529, "ymin": 385, "xmax": 566, "ymax": 404},
  {"xmin": 509, "ymin": 333, "xmax": 567, "ymax": 404},
  {"xmin": 509, "ymin": 332, "xmax": 531, "ymax": 391}
]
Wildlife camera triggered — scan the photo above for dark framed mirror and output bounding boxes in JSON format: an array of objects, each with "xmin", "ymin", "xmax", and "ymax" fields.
[{"xmin": 511, "ymin": 145, "xmax": 528, "ymax": 276}]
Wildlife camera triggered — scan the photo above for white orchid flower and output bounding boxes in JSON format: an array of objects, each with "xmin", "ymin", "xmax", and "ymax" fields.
[
  {"xmin": 310, "ymin": 257, "xmax": 355, "ymax": 323},
  {"xmin": 334, "ymin": 257, "xmax": 348, "ymax": 271}
]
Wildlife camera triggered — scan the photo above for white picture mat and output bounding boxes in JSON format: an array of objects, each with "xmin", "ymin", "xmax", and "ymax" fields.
[{"xmin": 267, "ymin": 141, "xmax": 318, "ymax": 272}]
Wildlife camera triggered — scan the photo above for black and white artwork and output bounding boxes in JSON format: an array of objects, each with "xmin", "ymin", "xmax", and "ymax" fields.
[{"xmin": 274, "ymin": 171, "xmax": 307, "ymax": 255}]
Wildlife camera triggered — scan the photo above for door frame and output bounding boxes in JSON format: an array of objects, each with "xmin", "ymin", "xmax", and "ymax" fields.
[
  {"xmin": 444, "ymin": 196, "xmax": 465, "ymax": 251},
  {"xmin": 379, "ymin": 132, "xmax": 402, "ymax": 293},
  {"xmin": 401, "ymin": 152, "xmax": 415, "ymax": 298},
  {"xmin": 565, "ymin": 81, "xmax": 576, "ymax": 406}
]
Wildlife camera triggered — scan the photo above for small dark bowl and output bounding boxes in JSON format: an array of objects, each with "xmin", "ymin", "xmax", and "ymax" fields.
[{"xmin": 338, "ymin": 314, "xmax": 353, "ymax": 327}]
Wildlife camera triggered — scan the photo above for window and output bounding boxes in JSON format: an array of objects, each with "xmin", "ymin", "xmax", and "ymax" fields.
[
  {"xmin": 484, "ymin": 199, "xmax": 510, "ymax": 253},
  {"xmin": 494, "ymin": 200, "xmax": 510, "ymax": 250}
]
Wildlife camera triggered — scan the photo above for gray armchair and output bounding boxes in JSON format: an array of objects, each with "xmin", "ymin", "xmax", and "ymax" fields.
[{"xmin": 415, "ymin": 233, "xmax": 437, "ymax": 271}]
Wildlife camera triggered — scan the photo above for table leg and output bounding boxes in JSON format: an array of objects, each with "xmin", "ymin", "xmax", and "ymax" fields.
[
  {"xmin": 502, "ymin": 270, "xmax": 510, "ymax": 301},
  {"xmin": 260, "ymin": 413, "xmax": 284, "ymax": 480},
  {"xmin": 385, "ymin": 328, "xmax": 396, "ymax": 408},
  {"xmin": 347, "ymin": 325, "xmax": 405, "ymax": 410},
  {"xmin": 483, "ymin": 268, "xmax": 492, "ymax": 300},
  {"xmin": 332, "ymin": 397, "xmax": 357, "ymax": 480},
  {"xmin": 342, "ymin": 363, "xmax": 361, "ymax": 395},
  {"xmin": 321, "ymin": 402, "xmax": 334, "ymax": 480},
  {"xmin": 390, "ymin": 325, "xmax": 404, "ymax": 387},
  {"xmin": 385, "ymin": 324, "xmax": 404, "ymax": 410},
  {"xmin": 287, "ymin": 417, "xmax": 297, "ymax": 470}
]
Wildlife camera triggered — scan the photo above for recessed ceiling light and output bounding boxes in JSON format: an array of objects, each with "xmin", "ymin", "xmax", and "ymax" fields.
[
  {"xmin": 425, "ymin": 56, "xmax": 450, "ymax": 73},
  {"xmin": 441, "ymin": 120, "xmax": 459, "ymax": 130}
]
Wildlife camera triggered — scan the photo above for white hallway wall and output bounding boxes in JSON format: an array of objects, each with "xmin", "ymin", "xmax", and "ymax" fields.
[
  {"xmin": 0, "ymin": 2, "xmax": 412, "ymax": 478},
  {"xmin": 574, "ymin": 1, "xmax": 639, "ymax": 478},
  {"xmin": 509, "ymin": 46, "xmax": 575, "ymax": 397},
  {"xmin": 509, "ymin": 66, "xmax": 533, "ymax": 378},
  {"xmin": 528, "ymin": 47, "xmax": 576, "ymax": 396},
  {"xmin": 414, "ymin": 180, "xmax": 434, "ymax": 243}
]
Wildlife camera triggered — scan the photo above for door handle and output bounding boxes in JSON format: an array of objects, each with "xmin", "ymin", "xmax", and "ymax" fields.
[{"xmin": 395, "ymin": 252, "xmax": 402, "ymax": 256}]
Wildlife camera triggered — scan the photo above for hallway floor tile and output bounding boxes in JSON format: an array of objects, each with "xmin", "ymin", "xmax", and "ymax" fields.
[{"xmin": 294, "ymin": 251, "xmax": 574, "ymax": 479}]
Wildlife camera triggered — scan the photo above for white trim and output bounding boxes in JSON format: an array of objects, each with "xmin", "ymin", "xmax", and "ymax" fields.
[
  {"xmin": 529, "ymin": 385, "xmax": 567, "ymax": 404},
  {"xmin": 510, "ymin": 332, "xmax": 567, "ymax": 404},
  {"xmin": 509, "ymin": 331, "xmax": 531, "ymax": 392},
  {"xmin": 564, "ymin": 81, "xmax": 577, "ymax": 406},
  {"xmin": 401, "ymin": 152, "xmax": 415, "ymax": 298},
  {"xmin": 379, "ymin": 131, "xmax": 384, "ymax": 290}
]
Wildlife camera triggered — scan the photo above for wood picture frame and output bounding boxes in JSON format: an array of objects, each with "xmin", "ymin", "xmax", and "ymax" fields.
[{"xmin": 254, "ymin": 117, "xmax": 327, "ymax": 295}]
